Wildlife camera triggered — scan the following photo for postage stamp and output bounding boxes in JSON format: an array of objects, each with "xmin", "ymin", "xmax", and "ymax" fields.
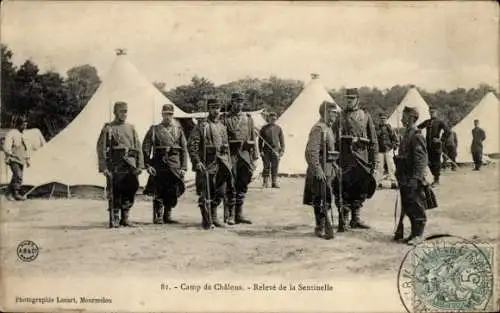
[{"xmin": 398, "ymin": 235, "xmax": 495, "ymax": 313}]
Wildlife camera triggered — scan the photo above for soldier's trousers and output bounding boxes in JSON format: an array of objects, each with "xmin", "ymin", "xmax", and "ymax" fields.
[
  {"xmin": 396, "ymin": 185, "xmax": 427, "ymax": 236},
  {"xmin": 197, "ymin": 165, "xmax": 232, "ymax": 224},
  {"xmin": 8, "ymin": 162, "xmax": 24, "ymax": 194},
  {"xmin": 261, "ymin": 150, "xmax": 279, "ymax": 178},
  {"xmin": 310, "ymin": 177, "xmax": 334, "ymax": 226},
  {"xmin": 428, "ymin": 148, "xmax": 442, "ymax": 179},
  {"xmin": 110, "ymin": 171, "xmax": 139, "ymax": 212},
  {"xmin": 333, "ymin": 172, "xmax": 367, "ymax": 219},
  {"xmin": 230, "ymin": 157, "xmax": 252, "ymax": 207},
  {"xmin": 472, "ymin": 148, "xmax": 483, "ymax": 169},
  {"xmin": 154, "ymin": 169, "xmax": 181, "ymax": 208}
]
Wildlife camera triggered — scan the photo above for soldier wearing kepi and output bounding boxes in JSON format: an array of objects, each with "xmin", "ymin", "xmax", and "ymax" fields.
[
  {"xmin": 417, "ymin": 107, "xmax": 450, "ymax": 186},
  {"xmin": 303, "ymin": 101, "xmax": 339, "ymax": 240},
  {"xmin": 188, "ymin": 98, "xmax": 233, "ymax": 230},
  {"xmin": 142, "ymin": 104, "xmax": 188, "ymax": 225},
  {"xmin": 332, "ymin": 88, "xmax": 378, "ymax": 232},
  {"xmin": 222, "ymin": 92, "xmax": 259, "ymax": 225},
  {"xmin": 394, "ymin": 106, "xmax": 429, "ymax": 246},
  {"xmin": 97, "ymin": 101, "xmax": 144, "ymax": 228},
  {"xmin": 258, "ymin": 111, "xmax": 285, "ymax": 188}
]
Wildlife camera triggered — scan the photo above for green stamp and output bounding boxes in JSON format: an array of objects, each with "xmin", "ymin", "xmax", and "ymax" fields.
[{"xmin": 398, "ymin": 235, "xmax": 495, "ymax": 312}]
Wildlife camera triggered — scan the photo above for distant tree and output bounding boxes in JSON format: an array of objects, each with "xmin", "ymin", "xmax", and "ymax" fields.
[
  {"xmin": 66, "ymin": 64, "xmax": 101, "ymax": 118},
  {"xmin": 164, "ymin": 76, "xmax": 216, "ymax": 112},
  {"xmin": 1, "ymin": 44, "xmax": 17, "ymax": 127}
]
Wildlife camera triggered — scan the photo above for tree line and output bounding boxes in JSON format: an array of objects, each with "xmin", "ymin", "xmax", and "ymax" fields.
[{"xmin": 1, "ymin": 44, "xmax": 497, "ymax": 141}]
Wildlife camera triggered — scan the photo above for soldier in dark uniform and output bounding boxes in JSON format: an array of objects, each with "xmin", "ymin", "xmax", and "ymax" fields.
[
  {"xmin": 394, "ymin": 106, "xmax": 429, "ymax": 246},
  {"xmin": 417, "ymin": 107, "xmax": 450, "ymax": 186},
  {"xmin": 188, "ymin": 98, "xmax": 233, "ymax": 230},
  {"xmin": 258, "ymin": 111, "xmax": 285, "ymax": 188},
  {"xmin": 471, "ymin": 119, "xmax": 486, "ymax": 171},
  {"xmin": 97, "ymin": 101, "xmax": 144, "ymax": 228},
  {"xmin": 303, "ymin": 101, "xmax": 339, "ymax": 240},
  {"xmin": 142, "ymin": 104, "xmax": 188, "ymax": 225},
  {"xmin": 222, "ymin": 92, "xmax": 259, "ymax": 225},
  {"xmin": 332, "ymin": 88, "xmax": 377, "ymax": 232}
]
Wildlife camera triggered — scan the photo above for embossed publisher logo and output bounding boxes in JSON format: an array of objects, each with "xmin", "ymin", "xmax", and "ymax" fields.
[{"xmin": 17, "ymin": 240, "xmax": 39, "ymax": 262}]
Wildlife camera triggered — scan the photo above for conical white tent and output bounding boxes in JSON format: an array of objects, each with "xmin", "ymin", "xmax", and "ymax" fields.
[
  {"xmin": 276, "ymin": 74, "xmax": 340, "ymax": 175},
  {"xmin": 23, "ymin": 53, "xmax": 194, "ymax": 192},
  {"xmin": 388, "ymin": 87, "xmax": 431, "ymax": 129},
  {"xmin": 453, "ymin": 92, "xmax": 499, "ymax": 163}
]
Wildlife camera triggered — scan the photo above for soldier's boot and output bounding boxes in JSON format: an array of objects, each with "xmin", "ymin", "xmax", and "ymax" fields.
[
  {"xmin": 110, "ymin": 209, "xmax": 121, "ymax": 228},
  {"xmin": 199, "ymin": 205, "xmax": 214, "ymax": 230},
  {"xmin": 235, "ymin": 205, "xmax": 252, "ymax": 224},
  {"xmin": 211, "ymin": 205, "xmax": 225, "ymax": 228},
  {"xmin": 403, "ymin": 219, "xmax": 416, "ymax": 243},
  {"xmin": 350, "ymin": 207, "xmax": 370, "ymax": 229},
  {"xmin": 163, "ymin": 206, "xmax": 179, "ymax": 224},
  {"xmin": 120, "ymin": 210, "xmax": 134, "ymax": 227},
  {"xmin": 393, "ymin": 222, "xmax": 404, "ymax": 241},
  {"xmin": 13, "ymin": 189, "xmax": 25, "ymax": 201},
  {"xmin": 5, "ymin": 186, "xmax": 14, "ymax": 201},
  {"xmin": 313, "ymin": 206, "xmax": 325, "ymax": 238},
  {"xmin": 225, "ymin": 204, "xmax": 236, "ymax": 225},
  {"xmin": 262, "ymin": 176, "xmax": 269, "ymax": 188},
  {"xmin": 431, "ymin": 176, "xmax": 440, "ymax": 187},
  {"xmin": 407, "ymin": 221, "xmax": 425, "ymax": 246},
  {"xmin": 337, "ymin": 207, "xmax": 350, "ymax": 232},
  {"xmin": 153, "ymin": 199, "xmax": 164, "ymax": 224},
  {"xmin": 271, "ymin": 175, "xmax": 280, "ymax": 188},
  {"xmin": 390, "ymin": 181, "xmax": 399, "ymax": 189},
  {"xmin": 323, "ymin": 208, "xmax": 335, "ymax": 240}
]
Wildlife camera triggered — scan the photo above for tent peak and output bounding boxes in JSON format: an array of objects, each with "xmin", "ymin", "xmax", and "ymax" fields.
[
  {"xmin": 115, "ymin": 48, "xmax": 127, "ymax": 56},
  {"xmin": 310, "ymin": 73, "xmax": 320, "ymax": 79}
]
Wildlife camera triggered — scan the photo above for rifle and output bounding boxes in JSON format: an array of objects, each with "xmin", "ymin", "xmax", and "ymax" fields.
[
  {"xmin": 337, "ymin": 110, "xmax": 344, "ymax": 228},
  {"xmin": 201, "ymin": 96, "xmax": 212, "ymax": 227},
  {"xmin": 105, "ymin": 122, "xmax": 115, "ymax": 228}
]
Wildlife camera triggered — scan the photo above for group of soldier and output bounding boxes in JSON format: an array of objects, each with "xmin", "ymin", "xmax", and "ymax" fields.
[{"xmin": 2, "ymin": 87, "xmax": 488, "ymax": 246}]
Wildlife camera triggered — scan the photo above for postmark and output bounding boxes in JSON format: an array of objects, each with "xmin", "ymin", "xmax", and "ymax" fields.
[
  {"xmin": 17, "ymin": 240, "xmax": 39, "ymax": 262},
  {"xmin": 398, "ymin": 235, "xmax": 495, "ymax": 313}
]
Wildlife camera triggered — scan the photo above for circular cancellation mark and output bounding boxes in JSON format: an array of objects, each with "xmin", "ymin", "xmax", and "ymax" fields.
[
  {"xmin": 17, "ymin": 240, "xmax": 39, "ymax": 262},
  {"xmin": 397, "ymin": 234, "xmax": 495, "ymax": 313}
]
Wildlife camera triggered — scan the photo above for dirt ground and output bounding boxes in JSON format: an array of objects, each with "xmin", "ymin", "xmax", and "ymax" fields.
[{"xmin": 1, "ymin": 165, "xmax": 498, "ymax": 281}]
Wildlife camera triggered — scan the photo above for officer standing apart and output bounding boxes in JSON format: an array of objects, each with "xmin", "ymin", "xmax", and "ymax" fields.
[
  {"xmin": 442, "ymin": 130, "xmax": 458, "ymax": 171},
  {"xmin": 332, "ymin": 88, "xmax": 378, "ymax": 232},
  {"xmin": 3, "ymin": 116, "xmax": 30, "ymax": 201},
  {"xmin": 188, "ymin": 98, "xmax": 233, "ymax": 230},
  {"xmin": 375, "ymin": 113, "xmax": 399, "ymax": 189},
  {"xmin": 223, "ymin": 92, "xmax": 259, "ymax": 225},
  {"xmin": 471, "ymin": 119, "xmax": 486, "ymax": 171},
  {"xmin": 417, "ymin": 107, "xmax": 450, "ymax": 186},
  {"xmin": 142, "ymin": 104, "xmax": 188, "ymax": 225},
  {"xmin": 97, "ymin": 101, "xmax": 144, "ymax": 228},
  {"xmin": 303, "ymin": 101, "xmax": 339, "ymax": 240},
  {"xmin": 393, "ymin": 106, "xmax": 429, "ymax": 246},
  {"xmin": 258, "ymin": 111, "xmax": 285, "ymax": 188}
]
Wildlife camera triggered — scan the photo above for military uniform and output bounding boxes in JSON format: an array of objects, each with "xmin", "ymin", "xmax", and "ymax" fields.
[
  {"xmin": 222, "ymin": 92, "xmax": 258, "ymax": 225},
  {"xmin": 471, "ymin": 124, "xmax": 486, "ymax": 170},
  {"xmin": 258, "ymin": 112, "xmax": 285, "ymax": 188},
  {"xmin": 417, "ymin": 113, "xmax": 450, "ymax": 185},
  {"xmin": 442, "ymin": 131, "xmax": 457, "ymax": 171},
  {"xmin": 332, "ymin": 88, "xmax": 377, "ymax": 232},
  {"xmin": 96, "ymin": 102, "xmax": 144, "ymax": 228},
  {"xmin": 142, "ymin": 104, "xmax": 188, "ymax": 224},
  {"xmin": 188, "ymin": 99, "xmax": 233, "ymax": 229},
  {"xmin": 394, "ymin": 107, "xmax": 429, "ymax": 245},
  {"xmin": 303, "ymin": 102, "xmax": 339, "ymax": 239}
]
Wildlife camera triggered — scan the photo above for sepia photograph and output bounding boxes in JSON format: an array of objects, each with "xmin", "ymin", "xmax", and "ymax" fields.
[{"xmin": 0, "ymin": 1, "xmax": 498, "ymax": 312}]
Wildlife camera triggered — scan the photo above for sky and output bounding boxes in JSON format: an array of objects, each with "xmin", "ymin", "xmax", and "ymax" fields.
[{"xmin": 2, "ymin": 1, "xmax": 498, "ymax": 91}]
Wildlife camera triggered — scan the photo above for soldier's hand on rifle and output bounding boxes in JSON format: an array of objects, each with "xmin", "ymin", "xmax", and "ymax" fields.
[
  {"xmin": 196, "ymin": 162, "xmax": 206, "ymax": 172},
  {"xmin": 146, "ymin": 166, "xmax": 157, "ymax": 176},
  {"xmin": 102, "ymin": 169, "xmax": 112, "ymax": 177},
  {"xmin": 314, "ymin": 168, "xmax": 327, "ymax": 182}
]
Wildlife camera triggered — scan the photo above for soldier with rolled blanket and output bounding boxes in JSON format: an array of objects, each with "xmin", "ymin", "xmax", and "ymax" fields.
[
  {"xmin": 97, "ymin": 101, "xmax": 144, "ymax": 228},
  {"xmin": 142, "ymin": 104, "xmax": 188, "ymax": 225},
  {"xmin": 258, "ymin": 111, "xmax": 285, "ymax": 188},
  {"xmin": 332, "ymin": 88, "xmax": 378, "ymax": 232},
  {"xmin": 222, "ymin": 92, "xmax": 259, "ymax": 225},
  {"xmin": 393, "ymin": 106, "xmax": 429, "ymax": 246},
  {"xmin": 188, "ymin": 98, "xmax": 233, "ymax": 230},
  {"xmin": 303, "ymin": 101, "xmax": 339, "ymax": 240}
]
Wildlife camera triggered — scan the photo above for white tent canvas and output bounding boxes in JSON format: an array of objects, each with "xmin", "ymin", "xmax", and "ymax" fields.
[
  {"xmin": 453, "ymin": 92, "xmax": 499, "ymax": 163},
  {"xmin": 23, "ymin": 54, "xmax": 194, "ymax": 188},
  {"xmin": 387, "ymin": 87, "xmax": 431, "ymax": 129},
  {"xmin": 276, "ymin": 75, "xmax": 340, "ymax": 175}
]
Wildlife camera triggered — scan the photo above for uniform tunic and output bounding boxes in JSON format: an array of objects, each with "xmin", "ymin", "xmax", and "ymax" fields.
[
  {"xmin": 96, "ymin": 120, "xmax": 144, "ymax": 211},
  {"xmin": 142, "ymin": 120, "xmax": 188, "ymax": 208},
  {"xmin": 417, "ymin": 118, "xmax": 450, "ymax": 178},
  {"xmin": 258, "ymin": 123, "xmax": 285, "ymax": 178}
]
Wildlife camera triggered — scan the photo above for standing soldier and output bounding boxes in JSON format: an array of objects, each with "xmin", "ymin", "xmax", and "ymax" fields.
[
  {"xmin": 188, "ymin": 98, "xmax": 233, "ymax": 230},
  {"xmin": 303, "ymin": 101, "xmax": 339, "ymax": 240},
  {"xmin": 417, "ymin": 107, "xmax": 450, "ymax": 186},
  {"xmin": 258, "ymin": 111, "xmax": 285, "ymax": 188},
  {"xmin": 222, "ymin": 92, "xmax": 259, "ymax": 225},
  {"xmin": 375, "ymin": 113, "xmax": 399, "ymax": 189},
  {"xmin": 142, "ymin": 104, "xmax": 188, "ymax": 225},
  {"xmin": 2, "ymin": 116, "xmax": 30, "ymax": 201},
  {"xmin": 97, "ymin": 101, "xmax": 144, "ymax": 228},
  {"xmin": 442, "ymin": 130, "xmax": 458, "ymax": 171},
  {"xmin": 393, "ymin": 106, "xmax": 429, "ymax": 245},
  {"xmin": 471, "ymin": 119, "xmax": 486, "ymax": 171},
  {"xmin": 332, "ymin": 88, "xmax": 377, "ymax": 232}
]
